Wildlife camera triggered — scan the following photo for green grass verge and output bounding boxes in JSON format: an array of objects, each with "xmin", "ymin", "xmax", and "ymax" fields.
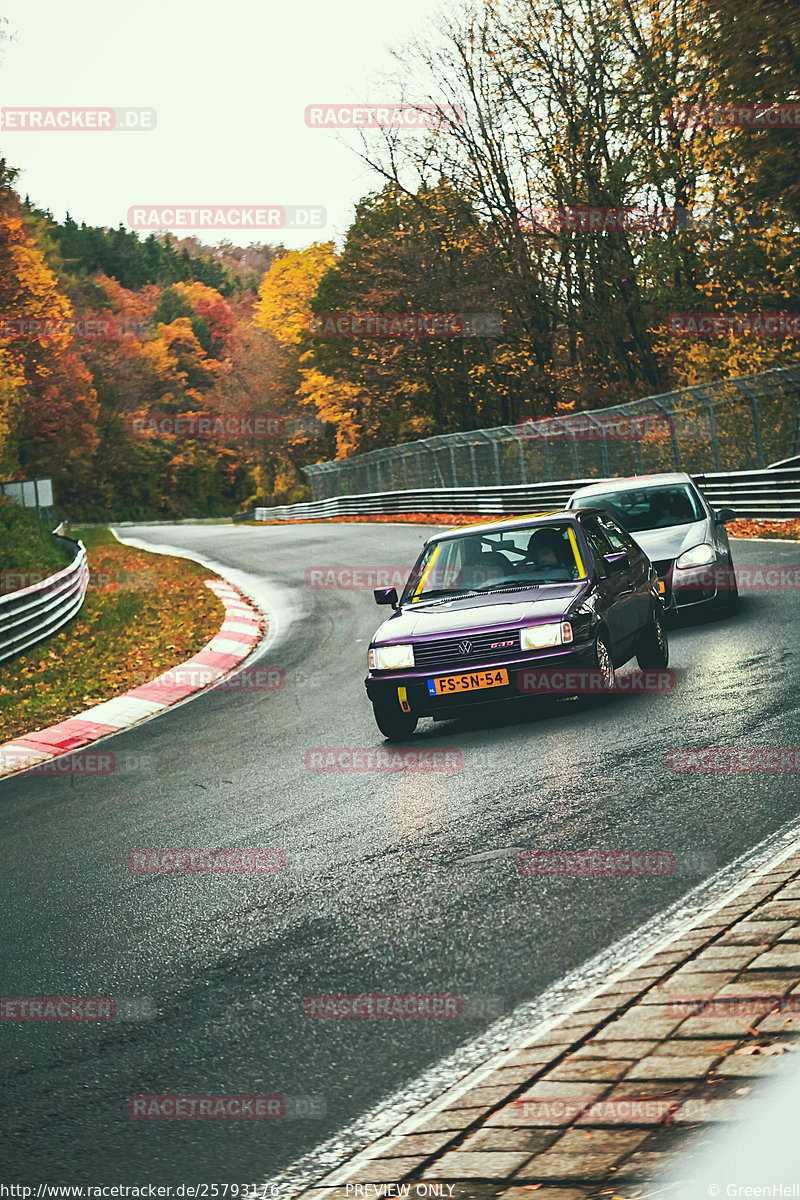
[{"xmin": 0, "ymin": 497, "xmax": 70, "ymax": 574}]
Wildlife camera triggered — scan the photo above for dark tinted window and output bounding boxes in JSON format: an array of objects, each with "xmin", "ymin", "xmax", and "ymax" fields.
[
  {"xmin": 580, "ymin": 521, "xmax": 614, "ymax": 572},
  {"xmin": 572, "ymin": 484, "xmax": 703, "ymax": 532},
  {"xmin": 591, "ymin": 513, "xmax": 641, "ymax": 561}
]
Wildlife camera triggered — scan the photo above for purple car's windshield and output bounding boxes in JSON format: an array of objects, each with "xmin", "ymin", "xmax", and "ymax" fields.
[
  {"xmin": 575, "ymin": 484, "xmax": 704, "ymax": 533},
  {"xmin": 401, "ymin": 523, "xmax": 586, "ymax": 604}
]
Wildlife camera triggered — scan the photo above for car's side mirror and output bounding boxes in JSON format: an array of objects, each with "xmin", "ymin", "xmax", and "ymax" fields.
[
  {"xmin": 602, "ymin": 551, "xmax": 628, "ymax": 574},
  {"xmin": 715, "ymin": 508, "xmax": 736, "ymax": 524},
  {"xmin": 374, "ymin": 586, "xmax": 399, "ymax": 609}
]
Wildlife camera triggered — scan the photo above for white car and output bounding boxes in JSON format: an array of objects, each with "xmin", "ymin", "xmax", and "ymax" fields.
[{"xmin": 566, "ymin": 472, "xmax": 738, "ymax": 615}]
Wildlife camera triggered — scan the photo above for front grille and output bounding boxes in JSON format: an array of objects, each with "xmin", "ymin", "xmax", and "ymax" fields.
[{"xmin": 413, "ymin": 629, "xmax": 521, "ymax": 670}]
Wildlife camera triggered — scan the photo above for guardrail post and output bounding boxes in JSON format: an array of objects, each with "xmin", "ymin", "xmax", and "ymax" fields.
[
  {"xmin": 516, "ymin": 436, "xmax": 527, "ymax": 483},
  {"xmin": 543, "ymin": 434, "xmax": 553, "ymax": 481},
  {"xmin": 705, "ymin": 395, "xmax": 722, "ymax": 472},
  {"xmin": 570, "ymin": 430, "xmax": 580, "ymax": 477},
  {"xmin": 749, "ymin": 387, "xmax": 765, "ymax": 468},
  {"xmin": 687, "ymin": 386, "xmax": 722, "ymax": 471},
  {"xmin": 491, "ymin": 436, "xmax": 502, "ymax": 485},
  {"xmin": 651, "ymin": 397, "xmax": 681, "ymax": 469},
  {"xmin": 448, "ymin": 445, "xmax": 458, "ymax": 486}
]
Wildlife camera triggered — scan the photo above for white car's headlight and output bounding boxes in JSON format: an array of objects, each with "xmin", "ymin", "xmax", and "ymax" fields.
[
  {"xmin": 676, "ymin": 543, "xmax": 716, "ymax": 569},
  {"xmin": 520, "ymin": 622, "xmax": 573, "ymax": 651},
  {"xmin": 369, "ymin": 644, "xmax": 415, "ymax": 670}
]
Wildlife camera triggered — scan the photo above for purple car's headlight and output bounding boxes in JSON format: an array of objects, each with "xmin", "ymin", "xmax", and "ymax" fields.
[
  {"xmin": 369, "ymin": 644, "xmax": 415, "ymax": 670},
  {"xmin": 520, "ymin": 621, "xmax": 573, "ymax": 651}
]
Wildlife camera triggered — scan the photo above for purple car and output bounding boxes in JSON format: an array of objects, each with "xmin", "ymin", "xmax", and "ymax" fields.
[{"xmin": 365, "ymin": 511, "xmax": 668, "ymax": 740}]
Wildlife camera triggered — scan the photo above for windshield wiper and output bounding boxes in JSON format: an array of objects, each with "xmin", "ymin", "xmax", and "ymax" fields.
[
  {"xmin": 409, "ymin": 588, "xmax": 478, "ymax": 605},
  {"xmin": 510, "ymin": 579, "xmax": 568, "ymax": 587},
  {"xmin": 471, "ymin": 582, "xmax": 542, "ymax": 593}
]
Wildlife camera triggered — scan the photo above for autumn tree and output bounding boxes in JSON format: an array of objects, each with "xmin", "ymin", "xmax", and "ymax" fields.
[
  {"xmin": 0, "ymin": 161, "xmax": 98, "ymax": 495},
  {"xmin": 249, "ymin": 242, "xmax": 336, "ymax": 501}
]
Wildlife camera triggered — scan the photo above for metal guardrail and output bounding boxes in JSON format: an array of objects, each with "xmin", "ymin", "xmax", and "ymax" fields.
[
  {"xmin": 0, "ymin": 536, "xmax": 90, "ymax": 664},
  {"xmin": 694, "ymin": 467, "xmax": 800, "ymax": 519},
  {"xmin": 236, "ymin": 463, "xmax": 800, "ymax": 524}
]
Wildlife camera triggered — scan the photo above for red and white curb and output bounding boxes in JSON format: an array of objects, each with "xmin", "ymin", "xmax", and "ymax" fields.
[{"xmin": 0, "ymin": 578, "xmax": 264, "ymax": 779}]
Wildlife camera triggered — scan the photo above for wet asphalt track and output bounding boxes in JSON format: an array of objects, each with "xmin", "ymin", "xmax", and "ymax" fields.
[{"xmin": 1, "ymin": 522, "xmax": 799, "ymax": 1185}]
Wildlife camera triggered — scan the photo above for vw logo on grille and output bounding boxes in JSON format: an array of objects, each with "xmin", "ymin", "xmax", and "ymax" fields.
[{"xmin": 458, "ymin": 639, "xmax": 474, "ymax": 655}]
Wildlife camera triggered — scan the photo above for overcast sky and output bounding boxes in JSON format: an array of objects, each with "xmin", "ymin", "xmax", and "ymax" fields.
[{"xmin": 0, "ymin": 0, "xmax": 448, "ymax": 250}]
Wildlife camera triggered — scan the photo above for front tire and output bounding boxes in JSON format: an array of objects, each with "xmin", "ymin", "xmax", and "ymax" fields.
[
  {"xmin": 372, "ymin": 701, "xmax": 418, "ymax": 741},
  {"xmin": 718, "ymin": 558, "xmax": 739, "ymax": 614},
  {"xmin": 590, "ymin": 632, "xmax": 616, "ymax": 693},
  {"xmin": 636, "ymin": 607, "xmax": 669, "ymax": 669}
]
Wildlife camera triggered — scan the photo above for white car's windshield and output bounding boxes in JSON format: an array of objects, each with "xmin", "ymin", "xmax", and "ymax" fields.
[{"xmin": 576, "ymin": 484, "xmax": 704, "ymax": 533}]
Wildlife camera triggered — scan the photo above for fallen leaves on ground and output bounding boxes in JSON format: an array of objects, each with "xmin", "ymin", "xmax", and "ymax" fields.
[
  {"xmin": 729, "ymin": 517, "xmax": 800, "ymax": 540},
  {"xmin": 736, "ymin": 1042, "xmax": 797, "ymax": 1055},
  {"xmin": 257, "ymin": 513, "xmax": 800, "ymax": 537}
]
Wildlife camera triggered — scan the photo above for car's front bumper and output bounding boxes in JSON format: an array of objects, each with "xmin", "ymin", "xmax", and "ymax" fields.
[
  {"xmin": 658, "ymin": 561, "xmax": 731, "ymax": 612},
  {"xmin": 365, "ymin": 641, "xmax": 597, "ymax": 717}
]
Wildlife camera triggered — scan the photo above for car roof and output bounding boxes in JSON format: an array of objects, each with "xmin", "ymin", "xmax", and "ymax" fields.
[
  {"xmin": 568, "ymin": 471, "xmax": 694, "ymax": 499},
  {"xmin": 426, "ymin": 510, "xmax": 591, "ymax": 545}
]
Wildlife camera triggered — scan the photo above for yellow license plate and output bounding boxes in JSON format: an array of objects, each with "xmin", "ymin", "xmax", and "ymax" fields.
[{"xmin": 427, "ymin": 668, "xmax": 509, "ymax": 696}]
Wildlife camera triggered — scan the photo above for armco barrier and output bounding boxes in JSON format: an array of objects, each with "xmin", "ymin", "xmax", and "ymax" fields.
[
  {"xmin": 236, "ymin": 463, "xmax": 800, "ymax": 524},
  {"xmin": 0, "ymin": 535, "xmax": 89, "ymax": 664}
]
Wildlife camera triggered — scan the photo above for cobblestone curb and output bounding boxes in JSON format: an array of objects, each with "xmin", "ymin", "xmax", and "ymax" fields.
[{"xmin": 298, "ymin": 843, "xmax": 800, "ymax": 1198}]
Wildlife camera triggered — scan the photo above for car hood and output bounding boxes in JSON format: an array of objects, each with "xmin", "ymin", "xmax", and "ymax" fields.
[
  {"xmin": 372, "ymin": 583, "xmax": 586, "ymax": 643},
  {"xmin": 632, "ymin": 520, "xmax": 709, "ymax": 563}
]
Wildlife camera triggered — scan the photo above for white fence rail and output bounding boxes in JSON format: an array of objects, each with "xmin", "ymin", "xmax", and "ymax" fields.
[{"xmin": 0, "ymin": 536, "xmax": 89, "ymax": 664}]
